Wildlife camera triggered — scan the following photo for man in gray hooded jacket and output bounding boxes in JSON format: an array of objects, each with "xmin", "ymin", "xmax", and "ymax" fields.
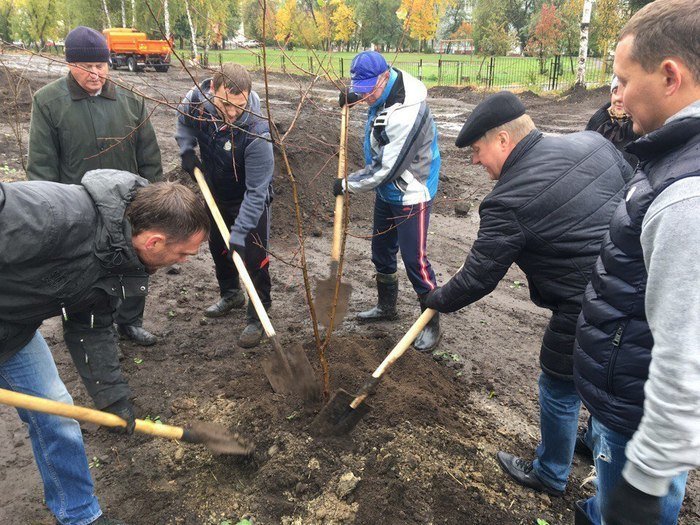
[
  {"xmin": 176, "ymin": 63, "xmax": 274, "ymax": 349},
  {"xmin": 0, "ymin": 171, "xmax": 208, "ymax": 525}
]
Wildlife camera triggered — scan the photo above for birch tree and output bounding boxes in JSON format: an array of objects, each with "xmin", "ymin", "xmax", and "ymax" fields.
[
  {"xmin": 185, "ymin": 0, "xmax": 197, "ymax": 58},
  {"xmin": 101, "ymin": 0, "xmax": 111, "ymax": 27},
  {"xmin": 575, "ymin": 0, "xmax": 592, "ymax": 86}
]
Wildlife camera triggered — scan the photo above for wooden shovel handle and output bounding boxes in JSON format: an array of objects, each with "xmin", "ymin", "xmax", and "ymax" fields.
[
  {"xmin": 350, "ymin": 308, "xmax": 436, "ymax": 409},
  {"xmin": 349, "ymin": 263, "xmax": 464, "ymax": 409},
  {"xmin": 193, "ymin": 167, "xmax": 276, "ymax": 338},
  {"xmin": 331, "ymin": 105, "xmax": 349, "ymax": 262},
  {"xmin": 0, "ymin": 387, "xmax": 185, "ymax": 441}
]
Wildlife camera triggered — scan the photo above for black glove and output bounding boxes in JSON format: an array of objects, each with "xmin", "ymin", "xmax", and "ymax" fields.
[
  {"xmin": 333, "ymin": 178, "xmax": 345, "ymax": 197},
  {"xmin": 603, "ymin": 479, "xmax": 662, "ymax": 525},
  {"xmin": 103, "ymin": 397, "xmax": 136, "ymax": 435},
  {"xmin": 227, "ymin": 232, "xmax": 246, "ymax": 264},
  {"xmin": 181, "ymin": 150, "xmax": 202, "ymax": 180},
  {"xmin": 422, "ymin": 287, "xmax": 443, "ymax": 312},
  {"xmin": 338, "ymin": 88, "xmax": 361, "ymax": 108}
]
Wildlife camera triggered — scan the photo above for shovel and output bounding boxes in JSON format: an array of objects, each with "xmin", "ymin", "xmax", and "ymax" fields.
[
  {"xmin": 314, "ymin": 104, "xmax": 353, "ymax": 329},
  {"xmin": 312, "ymin": 307, "xmax": 437, "ymax": 436},
  {"xmin": 0, "ymin": 387, "xmax": 253, "ymax": 455},
  {"xmin": 193, "ymin": 168, "xmax": 320, "ymax": 403}
]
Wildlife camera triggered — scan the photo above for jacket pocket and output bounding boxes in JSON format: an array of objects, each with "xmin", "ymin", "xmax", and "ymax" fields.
[{"xmin": 606, "ymin": 321, "xmax": 628, "ymax": 395}]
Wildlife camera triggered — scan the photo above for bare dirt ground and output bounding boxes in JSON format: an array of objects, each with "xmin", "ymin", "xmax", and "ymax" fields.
[{"xmin": 0, "ymin": 54, "xmax": 697, "ymax": 525}]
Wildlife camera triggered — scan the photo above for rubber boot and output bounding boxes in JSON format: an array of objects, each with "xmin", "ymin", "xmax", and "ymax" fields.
[
  {"xmin": 413, "ymin": 294, "xmax": 441, "ymax": 353},
  {"xmin": 238, "ymin": 302, "xmax": 265, "ymax": 348},
  {"xmin": 204, "ymin": 289, "xmax": 245, "ymax": 318},
  {"xmin": 356, "ymin": 272, "xmax": 399, "ymax": 322}
]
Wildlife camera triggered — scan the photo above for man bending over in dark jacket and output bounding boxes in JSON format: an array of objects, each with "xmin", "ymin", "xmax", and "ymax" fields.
[
  {"xmin": 0, "ymin": 171, "xmax": 209, "ymax": 525},
  {"xmin": 423, "ymin": 91, "xmax": 633, "ymax": 497}
]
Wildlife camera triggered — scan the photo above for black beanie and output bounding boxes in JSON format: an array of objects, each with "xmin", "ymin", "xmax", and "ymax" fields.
[{"xmin": 65, "ymin": 26, "xmax": 109, "ymax": 63}]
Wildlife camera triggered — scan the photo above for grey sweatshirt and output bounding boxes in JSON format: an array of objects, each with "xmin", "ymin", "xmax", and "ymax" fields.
[
  {"xmin": 175, "ymin": 84, "xmax": 273, "ymax": 247},
  {"xmin": 623, "ymin": 101, "xmax": 700, "ymax": 497}
]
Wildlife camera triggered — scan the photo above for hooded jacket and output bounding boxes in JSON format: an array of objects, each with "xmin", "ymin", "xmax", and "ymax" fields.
[
  {"xmin": 575, "ymin": 105, "xmax": 700, "ymax": 446},
  {"xmin": 0, "ymin": 170, "xmax": 149, "ymax": 406},
  {"xmin": 175, "ymin": 80, "xmax": 274, "ymax": 247}
]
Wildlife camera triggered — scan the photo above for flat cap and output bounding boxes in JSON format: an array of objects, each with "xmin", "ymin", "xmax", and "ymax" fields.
[{"xmin": 455, "ymin": 91, "xmax": 526, "ymax": 148}]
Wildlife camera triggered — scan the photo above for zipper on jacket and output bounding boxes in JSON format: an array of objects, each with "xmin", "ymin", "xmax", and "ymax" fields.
[{"xmin": 606, "ymin": 322, "xmax": 627, "ymax": 395}]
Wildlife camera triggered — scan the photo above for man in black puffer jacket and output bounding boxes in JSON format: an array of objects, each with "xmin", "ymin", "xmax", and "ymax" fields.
[
  {"xmin": 424, "ymin": 92, "xmax": 633, "ymax": 497},
  {"xmin": 0, "ymin": 171, "xmax": 209, "ymax": 525},
  {"xmin": 574, "ymin": 1, "xmax": 700, "ymax": 524}
]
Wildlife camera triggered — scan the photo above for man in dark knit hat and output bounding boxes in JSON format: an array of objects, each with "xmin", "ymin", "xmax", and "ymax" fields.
[
  {"xmin": 27, "ymin": 25, "xmax": 162, "ymax": 346},
  {"xmin": 423, "ymin": 91, "xmax": 633, "ymax": 497}
]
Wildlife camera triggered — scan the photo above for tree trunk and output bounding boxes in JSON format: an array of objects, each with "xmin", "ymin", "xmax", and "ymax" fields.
[
  {"xmin": 102, "ymin": 0, "xmax": 112, "ymax": 28},
  {"xmin": 121, "ymin": 0, "xmax": 126, "ymax": 27},
  {"xmin": 185, "ymin": 0, "xmax": 198, "ymax": 59},
  {"xmin": 164, "ymin": 0, "xmax": 171, "ymax": 39},
  {"xmin": 131, "ymin": 0, "xmax": 136, "ymax": 27},
  {"xmin": 575, "ymin": 0, "xmax": 593, "ymax": 87}
]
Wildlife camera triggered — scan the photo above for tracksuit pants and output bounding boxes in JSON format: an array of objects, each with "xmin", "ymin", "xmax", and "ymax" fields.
[{"xmin": 371, "ymin": 197, "xmax": 437, "ymax": 295}]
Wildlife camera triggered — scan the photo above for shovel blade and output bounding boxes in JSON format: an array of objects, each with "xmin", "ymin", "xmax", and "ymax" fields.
[
  {"xmin": 182, "ymin": 423, "xmax": 255, "ymax": 455},
  {"xmin": 263, "ymin": 338, "xmax": 321, "ymax": 403},
  {"xmin": 311, "ymin": 389, "xmax": 372, "ymax": 436},
  {"xmin": 314, "ymin": 276, "xmax": 352, "ymax": 329}
]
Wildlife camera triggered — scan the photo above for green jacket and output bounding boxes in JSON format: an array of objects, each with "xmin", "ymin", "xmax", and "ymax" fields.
[{"xmin": 27, "ymin": 73, "xmax": 162, "ymax": 183}]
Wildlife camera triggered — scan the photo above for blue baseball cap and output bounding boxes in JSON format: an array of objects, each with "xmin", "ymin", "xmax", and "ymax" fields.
[{"xmin": 350, "ymin": 51, "xmax": 389, "ymax": 94}]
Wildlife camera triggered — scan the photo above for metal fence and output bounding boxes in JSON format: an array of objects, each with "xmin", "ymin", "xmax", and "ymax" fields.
[{"xmin": 227, "ymin": 52, "xmax": 614, "ymax": 92}]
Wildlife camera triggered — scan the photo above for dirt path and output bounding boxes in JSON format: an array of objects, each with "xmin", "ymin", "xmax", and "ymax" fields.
[{"xmin": 0, "ymin": 54, "xmax": 697, "ymax": 524}]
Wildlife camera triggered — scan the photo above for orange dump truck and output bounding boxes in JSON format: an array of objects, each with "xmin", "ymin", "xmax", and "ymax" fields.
[{"xmin": 103, "ymin": 28, "xmax": 172, "ymax": 73}]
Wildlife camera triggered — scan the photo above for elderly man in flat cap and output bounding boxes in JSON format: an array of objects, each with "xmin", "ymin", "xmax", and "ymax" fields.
[{"xmin": 423, "ymin": 91, "xmax": 633, "ymax": 497}]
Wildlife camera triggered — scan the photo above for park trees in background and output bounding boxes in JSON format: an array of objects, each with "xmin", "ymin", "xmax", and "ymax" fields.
[
  {"xmin": 0, "ymin": 0, "xmax": 648, "ymax": 67},
  {"xmin": 526, "ymin": 3, "xmax": 563, "ymax": 73},
  {"xmin": 589, "ymin": 0, "xmax": 626, "ymax": 66}
]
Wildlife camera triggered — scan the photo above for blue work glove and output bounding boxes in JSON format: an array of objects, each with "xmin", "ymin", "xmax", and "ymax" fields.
[
  {"xmin": 338, "ymin": 88, "xmax": 361, "ymax": 108},
  {"xmin": 603, "ymin": 478, "xmax": 662, "ymax": 525},
  {"xmin": 333, "ymin": 178, "xmax": 345, "ymax": 197},
  {"xmin": 103, "ymin": 397, "xmax": 136, "ymax": 435}
]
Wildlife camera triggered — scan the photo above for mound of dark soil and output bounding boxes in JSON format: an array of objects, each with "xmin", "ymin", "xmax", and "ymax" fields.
[{"xmin": 81, "ymin": 326, "xmax": 566, "ymax": 524}]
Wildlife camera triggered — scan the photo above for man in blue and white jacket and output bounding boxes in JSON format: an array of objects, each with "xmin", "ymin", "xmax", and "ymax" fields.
[
  {"xmin": 176, "ymin": 63, "xmax": 274, "ymax": 349},
  {"xmin": 335, "ymin": 51, "xmax": 442, "ymax": 352}
]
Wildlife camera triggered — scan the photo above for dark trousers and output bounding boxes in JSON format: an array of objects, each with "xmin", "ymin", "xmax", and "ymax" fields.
[
  {"xmin": 209, "ymin": 198, "xmax": 272, "ymax": 309},
  {"xmin": 371, "ymin": 197, "xmax": 437, "ymax": 296},
  {"xmin": 113, "ymin": 295, "xmax": 146, "ymax": 327}
]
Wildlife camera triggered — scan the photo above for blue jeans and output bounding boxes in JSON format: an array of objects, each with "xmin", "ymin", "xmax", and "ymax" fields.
[
  {"xmin": 532, "ymin": 372, "xmax": 581, "ymax": 492},
  {"xmin": 580, "ymin": 417, "xmax": 688, "ymax": 525},
  {"xmin": 0, "ymin": 331, "xmax": 102, "ymax": 525}
]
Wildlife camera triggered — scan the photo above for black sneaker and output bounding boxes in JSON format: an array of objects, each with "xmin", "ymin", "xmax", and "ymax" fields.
[{"xmin": 496, "ymin": 451, "xmax": 564, "ymax": 497}]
